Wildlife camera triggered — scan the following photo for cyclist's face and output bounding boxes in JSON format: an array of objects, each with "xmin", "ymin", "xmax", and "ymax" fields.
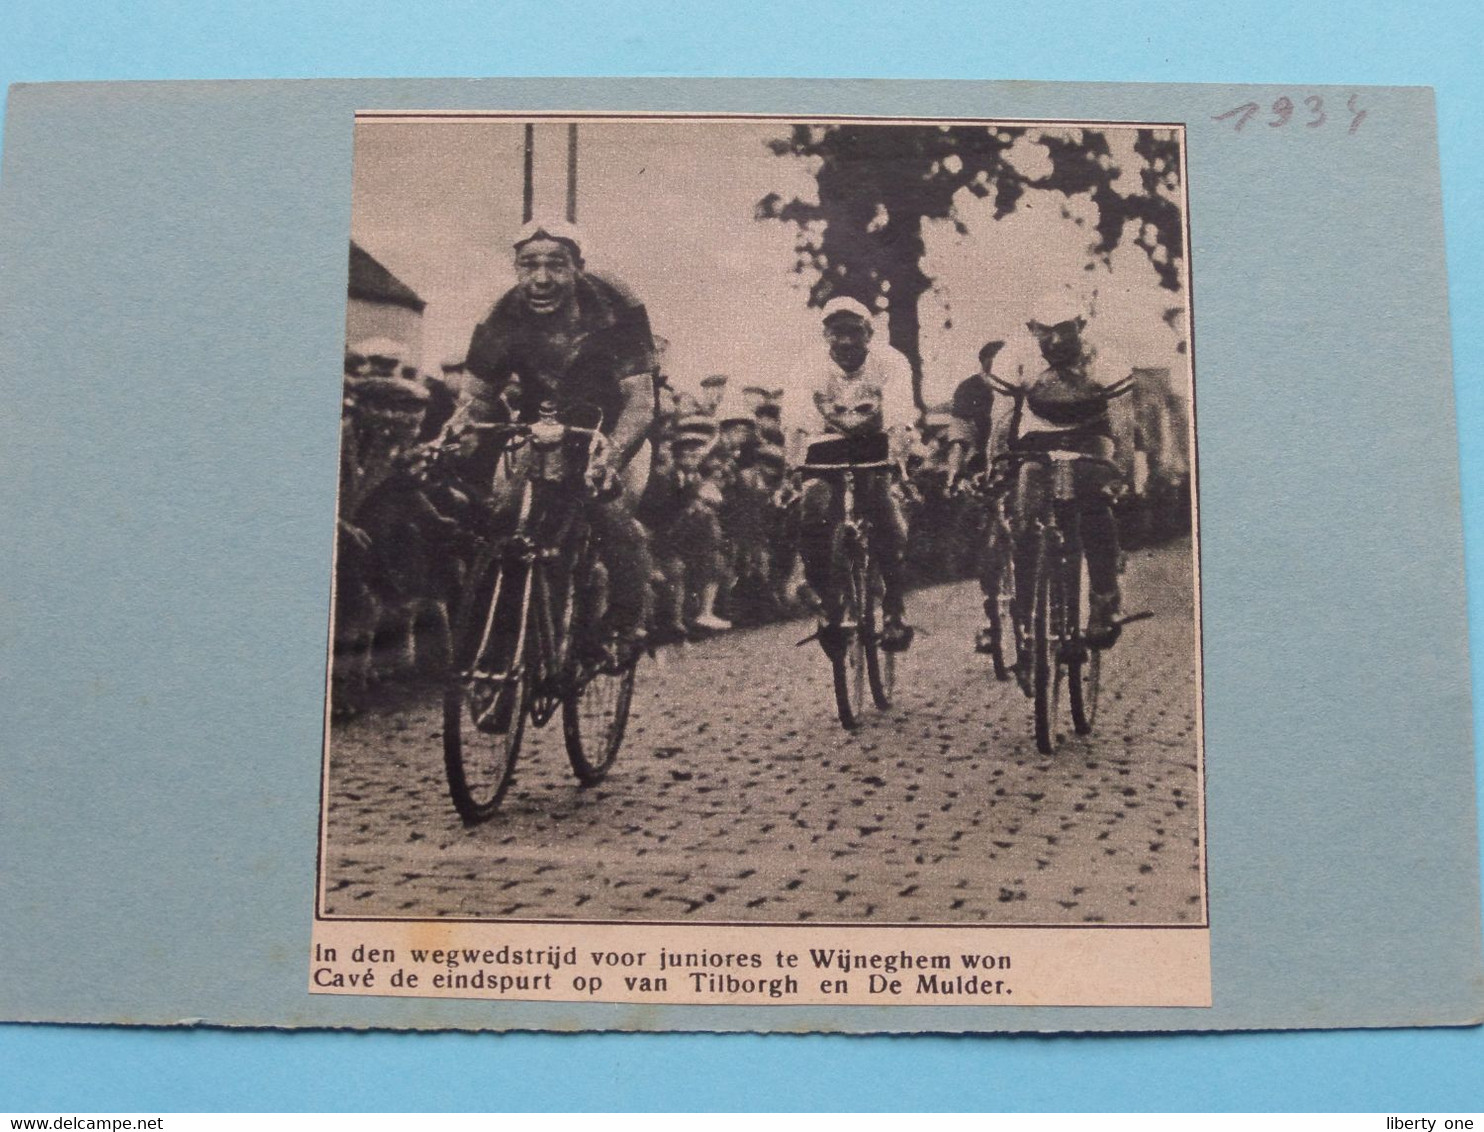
[
  {"xmin": 1035, "ymin": 319, "xmax": 1085, "ymax": 367},
  {"xmin": 825, "ymin": 316, "xmax": 872, "ymax": 371},
  {"xmin": 515, "ymin": 238, "xmax": 578, "ymax": 315}
]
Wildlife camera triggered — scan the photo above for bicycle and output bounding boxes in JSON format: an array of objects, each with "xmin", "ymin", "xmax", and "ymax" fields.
[
  {"xmin": 796, "ymin": 433, "xmax": 900, "ymax": 730},
  {"xmin": 441, "ymin": 404, "xmax": 638, "ymax": 824},
  {"xmin": 1005, "ymin": 449, "xmax": 1151, "ymax": 754}
]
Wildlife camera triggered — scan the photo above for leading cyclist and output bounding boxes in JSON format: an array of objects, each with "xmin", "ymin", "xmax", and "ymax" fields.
[
  {"xmin": 451, "ymin": 218, "xmax": 657, "ymax": 658},
  {"xmin": 781, "ymin": 297, "xmax": 918, "ymax": 656}
]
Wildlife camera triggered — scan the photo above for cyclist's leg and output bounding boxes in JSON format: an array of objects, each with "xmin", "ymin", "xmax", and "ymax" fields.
[
  {"xmin": 796, "ymin": 476, "xmax": 842, "ymax": 619},
  {"xmin": 1080, "ymin": 499, "xmax": 1121, "ymax": 645},
  {"xmin": 861, "ymin": 471, "xmax": 908, "ymax": 616},
  {"xmin": 573, "ymin": 439, "xmax": 654, "ymax": 648},
  {"xmin": 1011, "ymin": 462, "xmax": 1047, "ymax": 630},
  {"xmin": 860, "ymin": 471, "xmax": 913, "ymax": 650},
  {"xmin": 1076, "ymin": 458, "xmax": 1122, "ymax": 646},
  {"xmin": 588, "ymin": 499, "xmax": 652, "ymax": 644}
]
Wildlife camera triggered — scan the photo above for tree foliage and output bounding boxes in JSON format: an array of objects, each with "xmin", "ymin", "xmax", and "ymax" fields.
[{"xmin": 756, "ymin": 124, "xmax": 1185, "ymax": 405}]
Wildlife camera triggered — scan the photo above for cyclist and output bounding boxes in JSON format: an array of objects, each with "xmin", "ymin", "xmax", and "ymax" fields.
[
  {"xmin": 945, "ymin": 338, "xmax": 1012, "ymax": 654},
  {"xmin": 781, "ymin": 296, "xmax": 917, "ymax": 655},
  {"xmin": 987, "ymin": 308, "xmax": 1132, "ymax": 680},
  {"xmin": 453, "ymin": 218, "xmax": 657, "ymax": 658},
  {"xmin": 945, "ymin": 339, "xmax": 1004, "ymax": 487}
]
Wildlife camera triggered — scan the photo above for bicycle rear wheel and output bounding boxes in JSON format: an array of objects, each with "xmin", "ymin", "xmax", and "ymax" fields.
[
  {"xmin": 564, "ymin": 659, "xmax": 637, "ymax": 784},
  {"xmin": 564, "ymin": 550, "xmax": 638, "ymax": 785},
  {"xmin": 1032, "ymin": 535, "xmax": 1065, "ymax": 755},
  {"xmin": 864, "ymin": 556, "xmax": 894, "ymax": 710},
  {"xmin": 831, "ymin": 556, "xmax": 868, "ymax": 730},
  {"xmin": 443, "ymin": 558, "xmax": 530, "ymax": 823}
]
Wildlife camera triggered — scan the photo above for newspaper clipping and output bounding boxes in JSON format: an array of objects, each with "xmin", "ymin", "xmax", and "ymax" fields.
[{"xmin": 314, "ymin": 111, "xmax": 1209, "ymax": 1012}]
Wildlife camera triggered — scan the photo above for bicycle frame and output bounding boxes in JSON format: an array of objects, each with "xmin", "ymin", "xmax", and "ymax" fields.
[{"xmin": 465, "ymin": 416, "xmax": 601, "ymax": 699}]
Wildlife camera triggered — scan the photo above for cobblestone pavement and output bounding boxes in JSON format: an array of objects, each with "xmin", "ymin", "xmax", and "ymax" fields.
[{"xmin": 322, "ymin": 539, "xmax": 1204, "ymax": 925}]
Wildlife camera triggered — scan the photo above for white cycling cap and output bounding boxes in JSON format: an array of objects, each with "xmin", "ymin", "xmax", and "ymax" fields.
[
  {"xmin": 513, "ymin": 218, "xmax": 585, "ymax": 259},
  {"xmin": 820, "ymin": 296, "xmax": 875, "ymax": 324},
  {"xmin": 348, "ymin": 337, "xmax": 408, "ymax": 360}
]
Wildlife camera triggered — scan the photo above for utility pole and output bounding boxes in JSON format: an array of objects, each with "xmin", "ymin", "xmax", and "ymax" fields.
[
  {"xmin": 521, "ymin": 123, "xmax": 577, "ymax": 223},
  {"xmin": 522, "ymin": 124, "xmax": 535, "ymax": 223},
  {"xmin": 566, "ymin": 123, "xmax": 579, "ymax": 223}
]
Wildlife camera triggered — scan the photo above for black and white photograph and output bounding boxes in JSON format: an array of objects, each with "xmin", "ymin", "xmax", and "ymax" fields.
[{"xmin": 318, "ymin": 112, "xmax": 1205, "ymax": 940}]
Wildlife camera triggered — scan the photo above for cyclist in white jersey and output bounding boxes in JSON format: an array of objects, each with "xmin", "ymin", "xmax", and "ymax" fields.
[{"xmin": 781, "ymin": 297, "xmax": 917, "ymax": 653}]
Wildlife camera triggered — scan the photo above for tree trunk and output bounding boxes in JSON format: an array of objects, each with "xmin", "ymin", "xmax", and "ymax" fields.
[{"xmin": 881, "ymin": 214, "xmax": 928, "ymax": 411}]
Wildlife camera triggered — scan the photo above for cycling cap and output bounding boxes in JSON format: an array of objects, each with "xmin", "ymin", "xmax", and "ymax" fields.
[
  {"xmin": 348, "ymin": 336, "xmax": 408, "ymax": 362},
  {"xmin": 820, "ymin": 296, "xmax": 874, "ymax": 325},
  {"xmin": 513, "ymin": 218, "xmax": 584, "ymax": 260}
]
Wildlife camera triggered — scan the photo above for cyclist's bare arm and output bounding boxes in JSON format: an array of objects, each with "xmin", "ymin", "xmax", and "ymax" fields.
[
  {"xmin": 944, "ymin": 414, "xmax": 975, "ymax": 482},
  {"xmin": 607, "ymin": 371, "xmax": 656, "ymax": 471},
  {"xmin": 886, "ymin": 422, "xmax": 916, "ymax": 469},
  {"xmin": 783, "ymin": 424, "xmax": 812, "ymax": 470},
  {"xmin": 986, "ymin": 399, "xmax": 1015, "ymax": 470}
]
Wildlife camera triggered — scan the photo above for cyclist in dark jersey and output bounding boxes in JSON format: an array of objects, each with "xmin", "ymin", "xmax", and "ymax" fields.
[{"xmin": 454, "ymin": 219, "xmax": 657, "ymax": 651}]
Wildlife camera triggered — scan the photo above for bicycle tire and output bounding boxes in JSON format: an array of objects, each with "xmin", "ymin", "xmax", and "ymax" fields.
[
  {"xmin": 1069, "ymin": 641, "xmax": 1100, "ymax": 735},
  {"xmin": 864, "ymin": 555, "xmax": 894, "ymax": 710},
  {"xmin": 564, "ymin": 660, "xmax": 636, "ymax": 784},
  {"xmin": 1032, "ymin": 534, "xmax": 1065, "ymax": 755},
  {"xmin": 831, "ymin": 550, "xmax": 868, "ymax": 730},
  {"xmin": 562, "ymin": 546, "xmax": 636, "ymax": 784},
  {"xmin": 442, "ymin": 558, "xmax": 530, "ymax": 824}
]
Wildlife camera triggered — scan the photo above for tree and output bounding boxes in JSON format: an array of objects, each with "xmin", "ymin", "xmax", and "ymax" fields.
[{"xmin": 756, "ymin": 124, "xmax": 1185, "ymax": 406}]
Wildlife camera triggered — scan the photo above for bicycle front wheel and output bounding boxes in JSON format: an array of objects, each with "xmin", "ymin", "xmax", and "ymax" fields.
[
  {"xmin": 443, "ymin": 559, "xmax": 530, "ymax": 824},
  {"xmin": 1032, "ymin": 535, "xmax": 1065, "ymax": 755}
]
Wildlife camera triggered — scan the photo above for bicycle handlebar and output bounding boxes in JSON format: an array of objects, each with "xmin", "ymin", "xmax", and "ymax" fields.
[
  {"xmin": 991, "ymin": 450, "xmax": 1121, "ymax": 474},
  {"xmin": 466, "ymin": 420, "xmax": 605, "ymax": 443},
  {"xmin": 798, "ymin": 460, "xmax": 898, "ymax": 473}
]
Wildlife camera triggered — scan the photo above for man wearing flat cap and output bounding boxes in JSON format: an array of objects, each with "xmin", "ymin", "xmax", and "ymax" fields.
[{"xmin": 458, "ymin": 219, "xmax": 657, "ymax": 648}]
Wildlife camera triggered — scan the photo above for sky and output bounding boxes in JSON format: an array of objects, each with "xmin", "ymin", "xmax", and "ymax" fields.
[{"xmin": 349, "ymin": 117, "xmax": 1190, "ymax": 407}]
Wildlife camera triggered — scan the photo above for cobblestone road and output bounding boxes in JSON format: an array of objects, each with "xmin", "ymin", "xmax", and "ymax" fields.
[{"xmin": 321, "ymin": 539, "xmax": 1204, "ymax": 925}]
